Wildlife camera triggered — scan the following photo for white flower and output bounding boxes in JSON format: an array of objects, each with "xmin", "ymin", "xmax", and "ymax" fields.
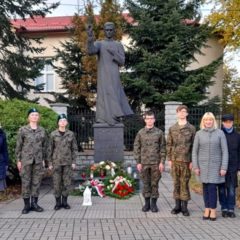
[
  {"xmin": 111, "ymin": 162, "xmax": 116, "ymax": 168},
  {"xmin": 105, "ymin": 165, "xmax": 111, "ymax": 170},
  {"xmin": 99, "ymin": 161, "xmax": 105, "ymax": 165}
]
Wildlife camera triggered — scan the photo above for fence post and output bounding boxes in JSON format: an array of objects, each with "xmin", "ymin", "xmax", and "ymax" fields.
[
  {"xmin": 164, "ymin": 101, "xmax": 182, "ymax": 137},
  {"xmin": 50, "ymin": 103, "xmax": 69, "ymax": 116}
]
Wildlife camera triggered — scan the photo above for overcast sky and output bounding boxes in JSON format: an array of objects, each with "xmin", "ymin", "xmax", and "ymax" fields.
[
  {"xmin": 46, "ymin": 0, "xmax": 84, "ymax": 16},
  {"xmin": 46, "ymin": 0, "xmax": 213, "ymax": 17}
]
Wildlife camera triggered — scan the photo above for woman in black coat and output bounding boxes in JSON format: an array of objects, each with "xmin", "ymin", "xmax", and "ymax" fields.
[{"xmin": 0, "ymin": 128, "xmax": 9, "ymax": 191}]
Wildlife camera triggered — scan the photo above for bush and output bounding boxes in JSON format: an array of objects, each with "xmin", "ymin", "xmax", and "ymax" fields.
[{"xmin": 0, "ymin": 99, "xmax": 58, "ymax": 167}]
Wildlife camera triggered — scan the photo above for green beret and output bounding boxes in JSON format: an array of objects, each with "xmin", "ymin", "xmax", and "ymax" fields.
[
  {"xmin": 57, "ymin": 113, "xmax": 67, "ymax": 122},
  {"xmin": 27, "ymin": 108, "xmax": 39, "ymax": 116}
]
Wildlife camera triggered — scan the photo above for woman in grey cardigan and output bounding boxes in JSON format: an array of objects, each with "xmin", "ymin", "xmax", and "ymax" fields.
[{"xmin": 192, "ymin": 112, "xmax": 228, "ymax": 221}]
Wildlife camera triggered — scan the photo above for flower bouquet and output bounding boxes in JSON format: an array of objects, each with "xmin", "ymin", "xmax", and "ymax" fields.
[
  {"xmin": 104, "ymin": 172, "xmax": 135, "ymax": 199},
  {"xmin": 71, "ymin": 179, "xmax": 105, "ymax": 197},
  {"xmin": 89, "ymin": 161, "xmax": 121, "ymax": 178}
]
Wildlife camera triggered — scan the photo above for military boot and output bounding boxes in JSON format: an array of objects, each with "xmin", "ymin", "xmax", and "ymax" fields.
[
  {"xmin": 151, "ymin": 198, "xmax": 159, "ymax": 212},
  {"xmin": 22, "ymin": 198, "xmax": 31, "ymax": 214},
  {"xmin": 142, "ymin": 197, "xmax": 151, "ymax": 212},
  {"xmin": 181, "ymin": 200, "xmax": 190, "ymax": 216},
  {"xmin": 62, "ymin": 196, "xmax": 71, "ymax": 209},
  {"xmin": 171, "ymin": 199, "xmax": 181, "ymax": 214},
  {"xmin": 31, "ymin": 197, "xmax": 44, "ymax": 212},
  {"xmin": 54, "ymin": 197, "xmax": 62, "ymax": 211}
]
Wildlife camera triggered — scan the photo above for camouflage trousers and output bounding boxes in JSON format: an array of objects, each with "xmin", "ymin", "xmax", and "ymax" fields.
[
  {"xmin": 140, "ymin": 164, "xmax": 161, "ymax": 198},
  {"xmin": 53, "ymin": 165, "xmax": 72, "ymax": 198},
  {"xmin": 171, "ymin": 161, "xmax": 191, "ymax": 201},
  {"xmin": 20, "ymin": 162, "xmax": 44, "ymax": 198}
]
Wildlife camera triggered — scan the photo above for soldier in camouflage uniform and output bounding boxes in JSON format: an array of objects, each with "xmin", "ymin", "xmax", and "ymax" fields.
[
  {"xmin": 167, "ymin": 105, "xmax": 195, "ymax": 216},
  {"xmin": 15, "ymin": 108, "xmax": 48, "ymax": 214},
  {"xmin": 134, "ymin": 111, "xmax": 166, "ymax": 212},
  {"xmin": 48, "ymin": 114, "xmax": 78, "ymax": 210}
]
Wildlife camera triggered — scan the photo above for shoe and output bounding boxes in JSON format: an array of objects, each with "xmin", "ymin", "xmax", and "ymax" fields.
[
  {"xmin": 228, "ymin": 212, "xmax": 236, "ymax": 218},
  {"xmin": 62, "ymin": 196, "xmax": 71, "ymax": 209},
  {"xmin": 31, "ymin": 197, "xmax": 44, "ymax": 212},
  {"xmin": 202, "ymin": 215, "xmax": 210, "ymax": 220},
  {"xmin": 209, "ymin": 208, "xmax": 217, "ymax": 221},
  {"xmin": 22, "ymin": 198, "xmax": 31, "ymax": 214},
  {"xmin": 171, "ymin": 199, "xmax": 181, "ymax": 214},
  {"xmin": 151, "ymin": 198, "xmax": 159, "ymax": 213},
  {"xmin": 181, "ymin": 201, "xmax": 190, "ymax": 216},
  {"xmin": 222, "ymin": 210, "xmax": 228, "ymax": 218},
  {"xmin": 54, "ymin": 197, "xmax": 62, "ymax": 211},
  {"xmin": 203, "ymin": 208, "xmax": 210, "ymax": 220},
  {"xmin": 142, "ymin": 197, "xmax": 150, "ymax": 212}
]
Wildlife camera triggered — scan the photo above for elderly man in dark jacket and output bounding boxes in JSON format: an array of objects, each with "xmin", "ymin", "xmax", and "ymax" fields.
[{"xmin": 218, "ymin": 114, "xmax": 240, "ymax": 218}]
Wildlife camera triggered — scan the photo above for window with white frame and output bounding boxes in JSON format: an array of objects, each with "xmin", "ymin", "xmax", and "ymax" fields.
[{"xmin": 35, "ymin": 63, "xmax": 55, "ymax": 92}]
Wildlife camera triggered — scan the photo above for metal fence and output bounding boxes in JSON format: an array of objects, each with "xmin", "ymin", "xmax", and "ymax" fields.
[
  {"xmin": 68, "ymin": 106, "xmax": 224, "ymax": 151},
  {"xmin": 188, "ymin": 106, "xmax": 221, "ymax": 130},
  {"xmin": 67, "ymin": 107, "xmax": 95, "ymax": 151},
  {"xmin": 123, "ymin": 110, "xmax": 165, "ymax": 151},
  {"xmin": 67, "ymin": 107, "xmax": 164, "ymax": 151}
]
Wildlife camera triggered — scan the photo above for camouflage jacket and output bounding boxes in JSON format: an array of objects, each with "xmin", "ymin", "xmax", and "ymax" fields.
[
  {"xmin": 134, "ymin": 127, "xmax": 166, "ymax": 165},
  {"xmin": 167, "ymin": 122, "xmax": 196, "ymax": 162},
  {"xmin": 48, "ymin": 129, "xmax": 78, "ymax": 166},
  {"xmin": 15, "ymin": 125, "xmax": 48, "ymax": 166}
]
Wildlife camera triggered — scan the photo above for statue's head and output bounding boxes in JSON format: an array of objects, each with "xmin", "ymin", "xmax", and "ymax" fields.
[{"xmin": 104, "ymin": 22, "xmax": 115, "ymax": 39}]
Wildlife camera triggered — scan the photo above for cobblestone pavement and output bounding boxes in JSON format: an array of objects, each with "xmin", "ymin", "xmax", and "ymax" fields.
[{"xmin": 0, "ymin": 172, "xmax": 240, "ymax": 240}]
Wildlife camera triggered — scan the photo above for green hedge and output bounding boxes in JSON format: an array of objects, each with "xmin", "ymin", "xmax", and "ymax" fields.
[{"xmin": 0, "ymin": 99, "xmax": 58, "ymax": 166}]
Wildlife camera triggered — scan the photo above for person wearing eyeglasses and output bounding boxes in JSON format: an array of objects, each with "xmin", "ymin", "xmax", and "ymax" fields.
[{"xmin": 134, "ymin": 111, "xmax": 166, "ymax": 212}]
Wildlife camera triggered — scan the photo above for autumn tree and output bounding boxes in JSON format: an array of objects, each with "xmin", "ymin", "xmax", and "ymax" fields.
[
  {"xmin": 206, "ymin": 0, "xmax": 240, "ymax": 50},
  {"xmin": 222, "ymin": 64, "xmax": 240, "ymax": 111},
  {"xmin": 53, "ymin": 7, "xmax": 98, "ymax": 108},
  {"xmin": 73, "ymin": 3, "xmax": 98, "ymax": 107}
]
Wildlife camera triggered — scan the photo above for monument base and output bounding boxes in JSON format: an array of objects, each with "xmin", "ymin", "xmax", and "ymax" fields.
[{"xmin": 93, "ymin": 123, "xmax": 124, "ymax": 163}]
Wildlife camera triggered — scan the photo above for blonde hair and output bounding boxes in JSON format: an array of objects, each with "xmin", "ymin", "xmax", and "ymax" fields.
[{"xmin": 200, "ymin": 112, "xmax": 218, "ymax": 129}]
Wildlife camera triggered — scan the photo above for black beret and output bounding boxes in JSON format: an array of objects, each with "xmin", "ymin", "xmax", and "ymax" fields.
[
  {"xmin": 27, "ymin": 108, "xmax": 39, "ymax": 116},
  {"xmin": 222, "ymin": 114, "xmax": 234, "ymax": 121},
  {"xmin": 57, "ymin": 113, "xmax": 67, "ymax": 122}
]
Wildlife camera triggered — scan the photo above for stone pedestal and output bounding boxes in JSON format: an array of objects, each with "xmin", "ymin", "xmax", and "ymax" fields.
[
  {"xmin": 93, "ymin": 123, "xmax": 124, "ymax": 163},
  {"xmin": 50, "ymin": 103, "xmax": 69, "ymax": 115}
]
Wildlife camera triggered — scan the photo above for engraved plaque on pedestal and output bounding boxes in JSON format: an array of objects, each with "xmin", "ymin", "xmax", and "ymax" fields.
[{"xmin": 93, "ymin": 123, "xmax": 124, "ymax": 163}]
